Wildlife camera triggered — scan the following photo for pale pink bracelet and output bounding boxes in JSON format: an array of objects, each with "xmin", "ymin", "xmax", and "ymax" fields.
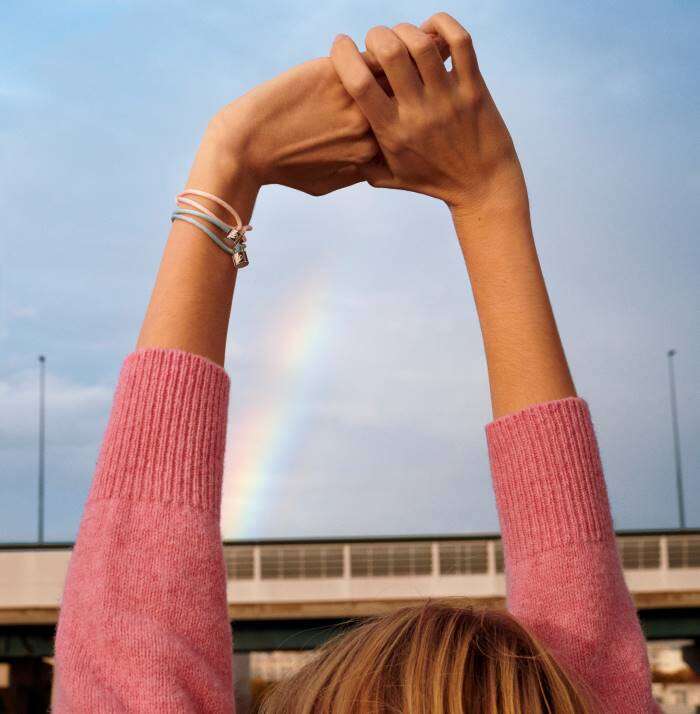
[{"xmin": 176, "ymin": 189, "xmax": 253, "ymax": 238}]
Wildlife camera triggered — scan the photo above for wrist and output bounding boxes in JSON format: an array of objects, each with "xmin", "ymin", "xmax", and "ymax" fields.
[
  {"xmin": 450, "ymin": 188, "xmax": 531, "ymax": 241},
  {"xmin": 204, "ymin": 99, "xmax": 266, "ymax": 186},
  {"xmin": 448, "ymin": 156, "xmax": 529, "ymax": 225},
  {"xmin": 188, "ymin": 129, "xmax": 260, "ymax": 225}
]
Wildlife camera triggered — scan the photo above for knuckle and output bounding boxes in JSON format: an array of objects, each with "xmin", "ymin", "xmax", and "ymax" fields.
[
  {"xmin": 346, "ymin": 73, "xmax": 373, "ymax": 97},
  {"xmin": 441, "ymin": 11, "xmax": 461, "ymax": 23},
  {"xmin": 375, "ymin": 39, "xmax": 404, "ymax": 62},
  {"xmin": 412, "ymin": 35, "xmax": 435, "ymax": 56},
  {"xmin": 354, "ymin": 139, "xmax": 379, "ymax": 163},
  {"xmin": 459, "ymin": 83, "xmax": 484, "ymax": 108},
  {"xmin": 365, "ymin": 25, "xmax": 385, "ymax": 46},
  {"xmin": 348, "ymin": 112, "xmax": 370, "ymax": 136},
  {"xmin": 451, "ymin": 29, "xmax": 473, "ymax": 49},
  {"xmin": 383, "ymin": 130, "xmax": 408, "ymax": 155},
  {"xmin": 431, "ymin": 11, "xmax": 453, "ymax": 25}
]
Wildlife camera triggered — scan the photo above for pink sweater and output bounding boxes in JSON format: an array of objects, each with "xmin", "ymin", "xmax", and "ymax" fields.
[{"xmin": 53, "ymin": 349, "xmax": 659, "ymax": 712}]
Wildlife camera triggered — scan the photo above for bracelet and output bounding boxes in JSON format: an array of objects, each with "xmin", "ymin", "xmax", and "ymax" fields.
[
  {"xmin": 172, "ymin": 189, "xmax": 252, "ymax": 268},
  {"xmin": 172, "ymin": 208, "xmax": 244, "ymax": 244},
  {"xmin": 170, "ymin": 213, "xmax": 247, "ymax": 255},
  {"xmin": 177, "ymin": 189, "xmax": 252, "ymax": 235}
]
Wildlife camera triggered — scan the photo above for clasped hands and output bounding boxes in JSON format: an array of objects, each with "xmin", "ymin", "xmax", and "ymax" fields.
[{"xmin": 203, "ymin": 12, "xmax": 527, "ymax": 219}]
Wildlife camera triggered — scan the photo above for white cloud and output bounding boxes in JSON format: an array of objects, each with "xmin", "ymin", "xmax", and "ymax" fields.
[{"xmin": 0, "ymin": 369, "xmax": 112, "ymax": 449}]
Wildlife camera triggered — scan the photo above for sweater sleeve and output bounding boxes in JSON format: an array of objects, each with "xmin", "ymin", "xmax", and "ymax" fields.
[
  {"xmin": 486, "ymin": 397, "xmax": 660, "ymax": 713},
  {"xmin": 54, "ymin": 349, "xmax": 234, "ymax": 713}
]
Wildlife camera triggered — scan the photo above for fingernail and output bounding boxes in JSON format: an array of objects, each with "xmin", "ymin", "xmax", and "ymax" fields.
[{"xmin": 334, "ymin": 33, "xmax": 348, "ymax": 42}]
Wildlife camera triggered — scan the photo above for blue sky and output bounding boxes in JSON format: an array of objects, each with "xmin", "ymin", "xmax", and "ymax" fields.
[{"xmin": 1, "ymin": 0, "xmax": 698, "ymax": 542}]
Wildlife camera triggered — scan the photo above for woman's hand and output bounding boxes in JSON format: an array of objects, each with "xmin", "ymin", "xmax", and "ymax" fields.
[
  {"xmin": 204, "ymin": 57, "xmax": 380, "ymax": 197},
  {"xmin": 330, "ymin": 13, "xmax": 528, "ymax": 217}
]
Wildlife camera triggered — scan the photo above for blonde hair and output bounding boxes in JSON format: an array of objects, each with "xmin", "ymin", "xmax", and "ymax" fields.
[{"xmin": 259, "ymin": 600, "xmax": 594, "ymax": 713}]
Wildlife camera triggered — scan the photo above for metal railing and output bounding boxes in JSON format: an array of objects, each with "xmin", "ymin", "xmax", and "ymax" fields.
[{"xmin": 221, "ymin": 533, "xmax": 700, "ymax": 582}]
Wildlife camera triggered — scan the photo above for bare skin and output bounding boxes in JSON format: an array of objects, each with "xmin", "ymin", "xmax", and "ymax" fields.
[
  {"xmin": 134, "ymin": 44, "xmax": 442, "ymax": 365},
  {"xmin": 137, "ymin": 58, "xmax": 380, "ymax": 365},
  {"xmin": 138, "ymin": 11, "xmax": 575, "ymax": 422},
  {"xmin": 331, "ymin": 13, "xmax": 576, "ymax": 418}
]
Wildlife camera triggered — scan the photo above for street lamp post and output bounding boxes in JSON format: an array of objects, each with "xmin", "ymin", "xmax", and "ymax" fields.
[
  {"xmin": 38, "ymin": 355, "xmax": 46, "ymax": 543},
  {"xmin": 667, "ymin": 349, "xmax": 685, "ymax": 530}
]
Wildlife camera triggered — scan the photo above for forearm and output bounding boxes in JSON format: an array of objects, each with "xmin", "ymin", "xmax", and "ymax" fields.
[
  {"xmin": 55, "ymin": 52, "xmax": 381, "ymax": 711},
  {"xmin": 136, "ymin": 131, "xmax": 259, "ymax": 366},
  {"xmin": 55, "ymin": 136, "xmax": 257, "ymax": 709},
  {"xmin": 452, "ymin": 196, "xmax": 576, "ymax": 420},
  {"xmin": 465, "ymin": 195, "xmax": 656, "ymax": 710}
]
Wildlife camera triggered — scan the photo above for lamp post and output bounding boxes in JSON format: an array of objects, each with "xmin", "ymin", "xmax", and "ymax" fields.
[
  {"xmin": 667, "ymin": 349, "xmax": 685, "ymax": 530},
  {"xmin": 38, "ymin": 355, "xmax": 46, "ymax": 543}
]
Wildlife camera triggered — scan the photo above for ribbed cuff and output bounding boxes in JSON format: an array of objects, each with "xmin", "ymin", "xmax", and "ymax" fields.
[
  {"xmin": 89, "ymin": 348, "xmax": 230, "ymax": 516},
  {"xmin": 486, "ymin": 397, "xmax": 615, "ymax": 559}
]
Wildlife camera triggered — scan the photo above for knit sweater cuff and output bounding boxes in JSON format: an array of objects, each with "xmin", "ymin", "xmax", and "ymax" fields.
[
  {"xmin": 89, "ymin": 348, "xmax": 230, "ymax": 515},
  {"xmin": 486, "ymin": 397, "xmax": 615, "ymax": 560}
]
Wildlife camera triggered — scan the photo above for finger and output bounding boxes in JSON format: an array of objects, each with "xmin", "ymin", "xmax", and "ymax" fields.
[
  {"xmin": 419, "ymin": 13, "xmax": 479, "ymax": 82},
  {"xmin": 331, "ymin": 34, "xmax": 395, "ymax": 128},
  {"xmin": 359, "ymin": 48, "xmax": 386, "ymax": 76},
  {"xmin": 365, "ymin": 25, "xmax": 422, "ymax": 103},
  {"xmin": 426, "ymin": 31, "xmax": 451, "ymax": 62},
  {"xmin": 375, "ymin": 72, "xmax": 394, "ymax": 97},
  {"xmin": 360, "ymin": 33, "xmax": 449, "ymax": 74},
  {"xmin": 392, "ymin": 22, "xmax": 448, "ymax": 89}
]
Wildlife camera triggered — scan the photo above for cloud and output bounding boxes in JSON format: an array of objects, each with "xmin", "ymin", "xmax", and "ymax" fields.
[{"xmin": 0, "ymin": 369, "xmax": 112, "ymax": 449}]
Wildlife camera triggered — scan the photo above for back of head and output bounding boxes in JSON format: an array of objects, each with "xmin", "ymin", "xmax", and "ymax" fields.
[{"xmin": 260, "ymin": 601, "xmax": 593, "ymax": 713}]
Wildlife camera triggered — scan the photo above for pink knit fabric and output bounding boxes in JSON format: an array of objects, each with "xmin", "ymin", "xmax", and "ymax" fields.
[
  {"xmin": 487, "ymin": 399, "xmax": 660, "ymax": 712},
  {"xmin": 54, "ymin": 350, "xmax": 233, "ymax": 712},
  {"xmin": 54, "ymin": 349, "xmax": 659, "ymax": 712}
]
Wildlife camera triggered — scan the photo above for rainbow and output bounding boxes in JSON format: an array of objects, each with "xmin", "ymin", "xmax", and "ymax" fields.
[{"xmin": 221, "ymin": 272, "xmax": 331, "ymax": 538}]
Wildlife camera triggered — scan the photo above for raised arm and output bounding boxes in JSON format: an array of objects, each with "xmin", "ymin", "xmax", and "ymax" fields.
[
  {"xmin": 53, "ymin": 58, "xmax": 377, "ymax": 712},
  {"xmin": 331, "ymin": 13, "xmax": 658, "ymax": 712}
]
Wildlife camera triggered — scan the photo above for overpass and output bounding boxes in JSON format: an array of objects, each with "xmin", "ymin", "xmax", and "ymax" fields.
[{"xmin": 2, "ymin": 529, "xmax": 700, "ymax": 655}]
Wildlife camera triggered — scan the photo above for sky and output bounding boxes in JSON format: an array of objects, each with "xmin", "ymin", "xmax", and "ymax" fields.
[{"xmin": 1, "ymin": 0, "xmax": 698, "ymax": 543}]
